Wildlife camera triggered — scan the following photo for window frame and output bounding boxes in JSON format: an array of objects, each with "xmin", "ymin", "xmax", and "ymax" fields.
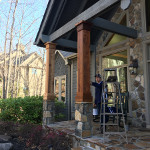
[
  {"xmin": 145, "ymin": 0, "xmax": 150, "ymax": 32},
  {"xmin": 54, "ymin": 75, "xmax": 66, "ymax": 103},
  {"xmin": 142, "ymin": 0, "xmax": 150, "ymax": 34},
  {"xmin": 99, "ymin": 45, "xmax": 131, "ymax": 115},
  {"xmin": 143, "ymin": 41, "xmax": 150, "ymax": 128}
]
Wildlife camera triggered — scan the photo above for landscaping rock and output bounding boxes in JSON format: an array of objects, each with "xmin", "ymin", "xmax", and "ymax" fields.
[
  {"xmin": 0, "ymin": 143, "xmax": 13, "ymax": 150},
  {"xmin": 0, "ymin": 135, "xmax": 12, "ymax": 142}
]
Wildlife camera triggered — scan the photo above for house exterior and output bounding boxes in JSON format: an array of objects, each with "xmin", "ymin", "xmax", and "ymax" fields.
[
  {"xmin": 34, "ymin": 0, "xmax": 150, "ymax": 138},
  {"xmin": 54, "ymin": 50, "xmax": 95, "ymax": 120},
  {"xmin": 0, "ymin": 44, "xmax": 45, "ymax": 98}
]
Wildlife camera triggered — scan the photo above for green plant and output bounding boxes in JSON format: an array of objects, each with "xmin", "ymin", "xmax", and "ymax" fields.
[
  {"xmin": 0, "ymin": 96, "xmax": 43, "ymax": 124},
  {"xmin": 54, "ymin": 100, "xmax": 66, "ymax": 122}
]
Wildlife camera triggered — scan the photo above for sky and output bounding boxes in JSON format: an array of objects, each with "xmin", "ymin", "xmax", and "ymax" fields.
[{"xmin": 0, "ymin": 0, "xmax": 49, "ymax": 56}]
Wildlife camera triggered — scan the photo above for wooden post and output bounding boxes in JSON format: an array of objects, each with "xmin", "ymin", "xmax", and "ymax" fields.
[
  {"xmin": 43, "ymin": 42, "xmax": 56, "ymax": 125},
  {"xmin": 75, "ymin": 21, "xmax": 93, "ymax": 138},
  {"xmin": 75, "ymin": 21, "xmax": 93, "ymax": 103}
]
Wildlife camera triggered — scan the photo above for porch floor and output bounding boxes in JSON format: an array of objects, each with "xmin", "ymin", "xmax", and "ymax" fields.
[{"xmin": 48, "ymin": 120, "xmax": 150, "ymax": 150}]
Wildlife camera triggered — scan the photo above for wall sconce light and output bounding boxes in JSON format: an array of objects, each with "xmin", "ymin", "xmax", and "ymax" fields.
[{"xmin": 129, "ymin": 59, "xmax": 138, "ymax": 75}]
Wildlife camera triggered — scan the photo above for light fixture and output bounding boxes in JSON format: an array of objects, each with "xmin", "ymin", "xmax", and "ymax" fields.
[{"xmin": 129, "ymin": 59, "xmax": 138, "ymax": 75}]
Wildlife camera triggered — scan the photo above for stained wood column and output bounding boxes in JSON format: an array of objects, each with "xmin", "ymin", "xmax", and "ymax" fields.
[
  {"xmin": 75, "ymin": 21, "xmax": 93, "ymax": 138},
  {"xmin": 43, "ymin": 42, "xmax": 56, "ymax": 125},
  {"xmin": 44, "ymin": 42, "xmax": 56, "ymax": 100},
  {"xmin": 75, "ymin": 21, "xmax": 92, "ymax": 103}
]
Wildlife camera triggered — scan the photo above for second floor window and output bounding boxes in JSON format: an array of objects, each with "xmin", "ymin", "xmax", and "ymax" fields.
[
  {"xmin": 146, "ymin": 0, "xmax": 150, "ymax": 32},
  {"xmin": 32, "ymin": 68, "xmax": 37, "ymax": 74}
]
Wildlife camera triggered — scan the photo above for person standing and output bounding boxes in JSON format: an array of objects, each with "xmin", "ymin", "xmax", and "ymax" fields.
[{"xmin": 91, "ymin": 74, "xmax": 103, "ymax": 118}]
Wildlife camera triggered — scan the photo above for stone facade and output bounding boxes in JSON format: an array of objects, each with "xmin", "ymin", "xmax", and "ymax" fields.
[
  {"xmin": 43, "ymin": 100, "xmax": 55, "ymax": 125},
  {"xmin": 96, "ymin": 0, "xmax": 149, "ymax": 127},
  {"xmin": 128, "ymin": 0, "xmax": 146, "ymax": 127},
  {"xmin": 75, "ymin": 103, "xmax": 93, "ymax": 138}
]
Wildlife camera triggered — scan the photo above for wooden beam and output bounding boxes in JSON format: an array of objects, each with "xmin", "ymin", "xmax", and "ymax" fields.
[
  {"xmin": 35, "ymin": 0, "xmax": 55, "ymax": 45},
  {"xmin": 40, "ymin": 35, "xmax": 96, "ymax": 51},
  {"xmin": 91, "ymin": 17, "xmax": 138, "ymax": 38},
  {"xmin": 55, "ymin": 39, "xmax": 96, "ymax": 51},
  {"xmin": 48, "ymin": 0, "xmax": 120, "ymax": 42}
]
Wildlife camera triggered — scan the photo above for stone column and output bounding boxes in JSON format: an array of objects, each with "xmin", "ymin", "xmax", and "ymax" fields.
[
  {"xmin": 43, "ymin": 42, "xmax": 56, "ymax": 125},
  {"xmin": 75, "ymin": 21, "xmax": 93, "ymax": 138}
]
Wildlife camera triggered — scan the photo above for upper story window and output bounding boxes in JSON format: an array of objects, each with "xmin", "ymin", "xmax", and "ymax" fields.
[
  {"xmin": 32, "ymin": 68, "xmax": 37, "ymax": 74},
  {"xmin": 105, "ymin": 16, "xmax": 127, "ymax": 46},
  {"xmin": 146, "ymin": 0, "xmax": 150, "ymax": 32}
]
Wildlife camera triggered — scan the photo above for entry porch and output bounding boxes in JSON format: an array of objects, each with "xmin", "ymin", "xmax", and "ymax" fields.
[{"xmin": 48, "ymin": 120, "xmax": 150, "ymax": 150}]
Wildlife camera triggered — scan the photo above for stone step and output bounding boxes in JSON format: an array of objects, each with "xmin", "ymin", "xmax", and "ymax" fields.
[{"xmin": 71, "ymin": 146, "xmax": 95, "ymax": 150}]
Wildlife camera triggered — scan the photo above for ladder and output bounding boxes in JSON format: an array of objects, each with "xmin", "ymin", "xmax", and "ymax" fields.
[{"xmin": 100, "ymin": 68, "xmax": 127, "ymax": 142}]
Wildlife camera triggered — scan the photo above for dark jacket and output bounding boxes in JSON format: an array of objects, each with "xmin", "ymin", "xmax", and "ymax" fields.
[{"xmin": 92, "ymin": 81, "xmax": 103, "ymax": 105}]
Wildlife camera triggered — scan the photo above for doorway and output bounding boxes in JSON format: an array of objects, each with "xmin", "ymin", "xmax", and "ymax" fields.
[{"xmin": 102, "ymin": 50, "xmax": 128, "ymax": 93}]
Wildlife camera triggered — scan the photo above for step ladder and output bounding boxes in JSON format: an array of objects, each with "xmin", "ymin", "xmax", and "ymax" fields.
[{"xmin": 100, "ymin": 68, "xmax": 127, "ymax": 142}]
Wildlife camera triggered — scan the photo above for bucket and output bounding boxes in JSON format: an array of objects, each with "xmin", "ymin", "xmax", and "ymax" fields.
[{"xmin": 93, "ymin": 108, "xmax": 98, "ymax": 115}]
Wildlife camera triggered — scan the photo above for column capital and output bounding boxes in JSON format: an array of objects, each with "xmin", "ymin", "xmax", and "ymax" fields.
[
  {"xmin": 45, "ymin": 42, "xmax": 56, "ymax": 50},
  {"xmin": 76, "ymin": 20, "xmax": 92, "ymax": 32}
]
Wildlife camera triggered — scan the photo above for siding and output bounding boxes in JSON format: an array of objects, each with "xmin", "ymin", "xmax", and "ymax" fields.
[
  {"xmin": 55, "ymin": 52, "xmax": 69, "ymax": 120},
  {"xmin": 71, "ymin": 58, "xmax": 77, "ymax": 119},
  {"xmin": 70, "ymin": 52, "xmax": 95, "ymax": 119}
]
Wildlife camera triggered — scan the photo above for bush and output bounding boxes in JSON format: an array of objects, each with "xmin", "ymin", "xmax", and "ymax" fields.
[
  {"xmin": 39, "ymin": 126, "xmax": 71, "ymax": 150},
  {"xmin": 0, "ymin": 96, "xmax": 67, "ymax": 124},
  {"xmin": 0, "ymin": 96, "xmax": 43, "ymax": 124},
  {"xmin": 54, "ymin": 100, "xmax": 66, "ymax": 122}
]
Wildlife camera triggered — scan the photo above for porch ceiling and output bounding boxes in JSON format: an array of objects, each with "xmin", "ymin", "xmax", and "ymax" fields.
[{"xmin": 34, "ymin": 0, "xmax": 137, "ymax": 52}]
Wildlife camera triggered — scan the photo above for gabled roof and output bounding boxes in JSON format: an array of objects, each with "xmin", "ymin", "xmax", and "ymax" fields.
[
  {"xmin": 34, "ymin": 0, "xmax": 120, "ymax": 51},
  {"xmin": 59, "ymin": 50, "xmax": 75, "ymax": 58},
  {"xmin": 0, "ymin": 50, "xmax": 44, "ymax": 69}
]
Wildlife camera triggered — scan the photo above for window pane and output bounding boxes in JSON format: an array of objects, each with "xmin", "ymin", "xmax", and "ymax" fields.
[
  {"xmin": 148, "ymin": 45, "xmax": 150, "ymax": 60},
  {"xmin": 146, "ymin": 0, "xmax": 150, "ymax": 32},
  {"xmin": 32, "ymin": 68, "xmax": 37, "ymax": 74},
  {"xmin": 102, "ymin": 50, "xmax": 128, "ymax": 93},
  {"xmin": 102, "ymin": 50, "xmax": 127, "ymax": 68},
  {"xmin": 61, "ymin": 78, "xmax": 65, "ymax": 102},
  {"xmin": 105, "ymin": 16, "xmax": 127, "ymax": 46},
  {"xmin": 55, "ymin": 79, "xmax": 59, "ymax": 98}
]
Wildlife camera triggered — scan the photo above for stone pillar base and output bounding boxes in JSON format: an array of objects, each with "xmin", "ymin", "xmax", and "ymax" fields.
[
  {"xmin": 43, "ymin": 100, "xmax": 55, "ymax": 125},
  {"xmin": 75, "ymin": 103, "xmax": 93, "ymax": 138}
]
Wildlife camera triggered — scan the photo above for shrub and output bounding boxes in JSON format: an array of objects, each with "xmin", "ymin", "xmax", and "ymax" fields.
[
  {"xmin": 54, "ymin": 100, "xmax": 66, "ymax": 122},
  {"xmin": 39, "ymin": 126, "xmax": 71, "ymax": 150},
  {"xmin": 26, "ymin": 125, "xmax": 43, "ymax": 147},
  {"xmin": 0, "ymin": 96, "xmax": 67, "ymax": 124},
  {"xmin": 0, "ymin": 96, "xmax": 43, "ymax": 124}
]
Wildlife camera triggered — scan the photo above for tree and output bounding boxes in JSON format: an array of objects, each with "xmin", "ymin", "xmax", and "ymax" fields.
[
  {"xmin": 2, "ymin": 0, "xmax": 13, "ymax": 99},
  {"xmin": 6, "ymin": 0, "xmax": 18, "ymax": 98},
  {"xmin": 0, "ymin": 0, "xmax": 47, "ymax": 98}
]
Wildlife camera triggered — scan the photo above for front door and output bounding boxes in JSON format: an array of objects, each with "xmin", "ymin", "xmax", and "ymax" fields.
[{"xmin": 102, "ymin": 50, "xmax": 128, "ymax": 93}]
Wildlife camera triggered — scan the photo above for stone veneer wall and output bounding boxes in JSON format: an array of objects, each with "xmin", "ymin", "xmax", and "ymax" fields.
[
  {"xmin": 128, "ymin": 0, "xmax": 146, "ymax": 127},
  {"xmin": 96, "ymin": 0, "xmax": 147, "ymax": 127}
]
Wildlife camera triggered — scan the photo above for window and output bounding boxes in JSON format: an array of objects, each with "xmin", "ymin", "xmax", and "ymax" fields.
[
  {"xmin": 32, "ymin": 68, "xmax": 37, "ymax": 74},
  {"xmin": 54, "ymin": 76, "xmax": 66, "ymax": 102},
  {"xmin": 145, "ymin": 0, "xmax": 150, "ymax": 32},
  {"xmin": 55, "ymin": 79, "xmax": 59, "ymax": 98},
  {"xmin": 105, "ymin": 16, "xmax": 127, "ymax": 46},
  {"xmin": 102, "ymin": 50, "xmax": 128, "ymax": 93},
  {"xmin": 147, "ymin": 45, "xmax": 150, "ymax": 95}
]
